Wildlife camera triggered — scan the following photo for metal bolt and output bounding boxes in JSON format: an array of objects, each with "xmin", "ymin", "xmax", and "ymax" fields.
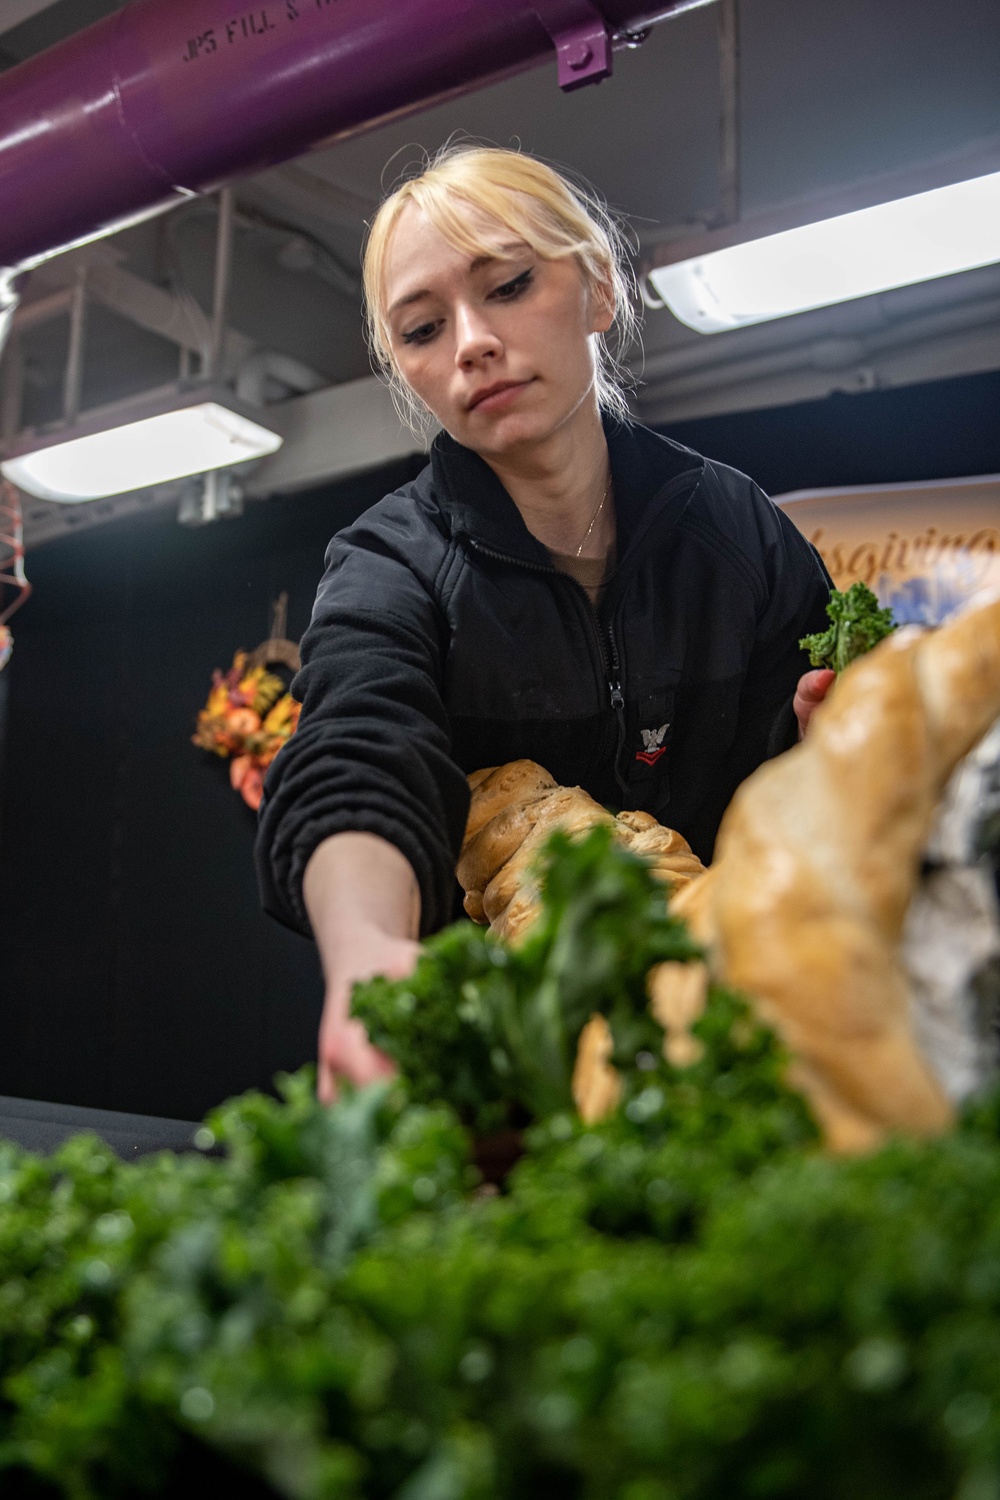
[
  {"xmin": 566, "ymin": 40, "xmax": 593, "ymax": 69},
  {"xmin": 614, "ymin": 27, "xmax": 650, "ymax": 48}
]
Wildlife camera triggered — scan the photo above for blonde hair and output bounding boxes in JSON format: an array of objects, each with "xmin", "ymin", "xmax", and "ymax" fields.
[{"xmin": 363, "ymin": 145, "xmax": 638, "ymax": 437}]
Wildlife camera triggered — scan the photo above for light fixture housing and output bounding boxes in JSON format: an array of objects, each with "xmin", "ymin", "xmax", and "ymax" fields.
[
  {"xmin": 647, "ymin": 169, "xmax": 1000, "ymax": 335},
  {"xmin": 0, "ymin": 385, "xmax": 283, "ymax": 502}
]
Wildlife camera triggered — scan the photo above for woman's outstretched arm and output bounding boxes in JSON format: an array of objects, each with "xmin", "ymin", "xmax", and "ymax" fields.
[{"xmin": 303, "ymin": 831, "xmax": 422, "ymax": 1103}]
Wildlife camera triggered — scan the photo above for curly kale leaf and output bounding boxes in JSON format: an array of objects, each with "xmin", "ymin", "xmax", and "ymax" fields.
[
  {"xmin": 346, "ymin": 1105, "xmax": 1000, "ymax": 1500},
  {"xmin": 514, "ymin": 984, "xmax": 818, "ymax": 1244},
  {"xmin": 352, "ymin": 827, "xmax": 701, "ymax": 1133},
  {"xmin": 11, "ymin": 813, "xmax": 1000, "ymax": 1500},
  {"xmin": 799, "ymin": 581, "xmax": 897, "ymax": 672}
]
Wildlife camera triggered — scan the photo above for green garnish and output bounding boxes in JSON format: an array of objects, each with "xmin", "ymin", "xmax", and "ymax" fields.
[
  {"xmin": 2, "ymin": 831, "xmax": 1000, "ymax": 1500},
  {"xmin": 800, "ymin": 580, "xmax": 897, "ymax": 672},
  {"xmin": 353, "ymin": 827, "xmax": 700, "ymax": 1133}
]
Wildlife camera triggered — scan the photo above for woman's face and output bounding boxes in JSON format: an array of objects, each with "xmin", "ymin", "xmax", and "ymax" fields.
[{"xmin": 381, "ymin": 200, "xmax": 614, "ymax": 457}]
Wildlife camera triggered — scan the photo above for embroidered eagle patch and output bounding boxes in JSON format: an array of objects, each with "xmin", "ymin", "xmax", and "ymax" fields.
[{"xmin": 635, "ymin": 722, "xmax": 669, "ymax": 766}]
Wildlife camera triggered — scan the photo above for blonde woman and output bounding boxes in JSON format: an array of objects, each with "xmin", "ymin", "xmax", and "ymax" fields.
[{"xmin": 256, "ymin": 146, "xmax": 833, "ymax": 1100}]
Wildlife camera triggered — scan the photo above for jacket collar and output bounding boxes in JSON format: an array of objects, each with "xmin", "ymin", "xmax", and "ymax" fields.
[{"xmin": 429, "ymin": 415, "xmax": 705, "ymax": 569}]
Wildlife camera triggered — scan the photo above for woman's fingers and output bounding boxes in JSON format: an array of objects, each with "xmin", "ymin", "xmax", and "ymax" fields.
[
  {"xmin": 318, "ymin": 1013, "xmax": 397, "ymax": 1102},
  {"xmin": 794, "ymin": 668, "xmax": 836, "ymax": 738},
  {"xmin": 317, "ymin": 1054, "xmax": 339, "ymax": 1107},
  {"xmin": 344, "ymin": 1017, "xmax": 397, "ymax": 1084},
  {"xmin": 316, "ymin": 933, "xmax": 420, "ymax": 1103}
]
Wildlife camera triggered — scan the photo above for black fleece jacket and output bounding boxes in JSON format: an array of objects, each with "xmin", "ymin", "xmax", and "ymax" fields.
[{"xmin": 256, "ymin": 418, "xmax": 832, "ymax": 937}]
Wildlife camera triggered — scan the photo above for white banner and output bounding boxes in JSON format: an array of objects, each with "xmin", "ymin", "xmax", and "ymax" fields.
[{"xmin": 776, "ymin": 474, "xmax": 1000, "ymax": 626}]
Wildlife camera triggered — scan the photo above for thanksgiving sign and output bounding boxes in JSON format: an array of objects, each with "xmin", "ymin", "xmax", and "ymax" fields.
[{"xmin": 776, "ymin": 474, "xmax": 1000, "ymax": 626}]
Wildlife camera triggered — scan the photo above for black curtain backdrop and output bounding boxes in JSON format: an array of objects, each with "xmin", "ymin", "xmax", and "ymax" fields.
[
  {"xmin": 0, "ymin": 456, "xmax": 425, "ymax": 1122},
  {"xmin": 0, "ymin": 370, "xmax": 997, "ymax": 1122},
  {"xmin": 658, "ymin": 368, "xmax": 1000, "ymax": 496}
]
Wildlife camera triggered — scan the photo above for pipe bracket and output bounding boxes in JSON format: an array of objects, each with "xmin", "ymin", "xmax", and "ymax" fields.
[{"xmin": 533, "ymin": 1, "xmax": 613, "ymax": 90}]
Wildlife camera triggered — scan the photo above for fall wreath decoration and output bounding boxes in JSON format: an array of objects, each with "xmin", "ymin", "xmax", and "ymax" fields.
[{"xmin": 192, "ymin": 595, "xmax": 301, "ymax": 811}]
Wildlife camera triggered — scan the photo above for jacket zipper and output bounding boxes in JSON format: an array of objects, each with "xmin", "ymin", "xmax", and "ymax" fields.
[
  {"xmin": 604, "ymin": 620, "xmax": 629, "ymax": 797},
  {"xmin": 468, "ymin": 536, "xmax": 630, "ymax": 796}
]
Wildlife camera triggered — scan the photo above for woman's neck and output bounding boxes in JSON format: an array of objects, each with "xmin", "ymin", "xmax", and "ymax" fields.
[{"xmin": 483, "ymin": 401, "xmax": 613, "ymax": 559}]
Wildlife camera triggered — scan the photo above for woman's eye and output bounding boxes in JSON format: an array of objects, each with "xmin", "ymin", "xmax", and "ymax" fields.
[
  {"xmin": 401, "ymin": 321, "xmax": 439, "ymax": 346},
  {"xmin": 491, "ymin": 268, "xmax": 533, "ymax": 301}
]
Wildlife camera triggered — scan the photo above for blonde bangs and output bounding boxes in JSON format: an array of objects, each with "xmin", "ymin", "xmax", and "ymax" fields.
[
  {"xmin": 409, "ymin": 157, "xmax": 601, "ymax": 266},
  {"xmin": 363, "ymin": 146, "xmax": 638, "ymax": 435}
]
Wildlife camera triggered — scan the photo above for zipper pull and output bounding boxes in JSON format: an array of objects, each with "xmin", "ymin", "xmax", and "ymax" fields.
[{"xmin": 609, "ymin": 680, "xmax": 629, "ymax": 797}]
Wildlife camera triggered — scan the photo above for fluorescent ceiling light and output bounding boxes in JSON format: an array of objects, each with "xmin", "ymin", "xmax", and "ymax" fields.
[
  {"xmin": 648, "ymin": 171, "xmax": 1000, "ymax": 334},
  {"xmin": 1, "ymin": 397, "xmax": 283, "ymax": 503}
]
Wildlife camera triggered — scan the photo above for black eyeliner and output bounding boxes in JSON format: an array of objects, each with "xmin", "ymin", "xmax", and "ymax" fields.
[{"xmin": 493, "ymin": 267, "xmax": 533, "ymax": 297}]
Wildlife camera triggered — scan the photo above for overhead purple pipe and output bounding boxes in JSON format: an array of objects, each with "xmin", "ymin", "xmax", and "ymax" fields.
[{"xmin": 0, "ymin": 0, "xmax": 708, "ymax": 283}]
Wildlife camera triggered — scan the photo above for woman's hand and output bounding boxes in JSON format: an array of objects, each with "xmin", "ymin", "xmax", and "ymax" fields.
[
  {"xmin": 794, "ymin": 668, "xmax": 836, "ymax": 739},
  {"xmin": 303, "ymin": 831, "xmax": 422, "ymax": 1105},
  {"xmin": 316, "ymin": 924, "xmax": 420, "ymax": 1103}
]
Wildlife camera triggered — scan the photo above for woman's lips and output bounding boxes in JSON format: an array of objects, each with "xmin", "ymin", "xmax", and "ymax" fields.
[{"xmin": 468, "ymin": 379, "xmax": 533, "ymax": 413}]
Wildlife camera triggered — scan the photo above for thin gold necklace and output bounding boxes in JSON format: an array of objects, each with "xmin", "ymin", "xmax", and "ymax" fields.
[{"xmin": 576, "ymin": 477, "xmax": 611, "ymax": 558}]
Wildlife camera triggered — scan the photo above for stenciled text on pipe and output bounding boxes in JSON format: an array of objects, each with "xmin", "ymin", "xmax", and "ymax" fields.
[{"xmin": 183, "ymin": 0, "xmax": 343, "ymax": 64}]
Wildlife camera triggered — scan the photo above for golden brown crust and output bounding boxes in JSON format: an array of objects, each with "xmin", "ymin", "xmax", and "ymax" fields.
[
  {"xmin": 648, "ymin": 960, "xmax": 709, "ymax": 1068},
  {"xmin": 462, "ymin": 761, "xmax": 557, "ymax": 844},
  {"xmin": 457, "ymin": 759, "xmax": 710, "ymax": 1124},
  {"xmin": 615, "ymin": 810, "xmax": 691, "ymax": 851},
  {"xmin": 458, "ymin": 792, "xmax": 566, "ymax": 896},
  {"xmin": 916, "ymin": 593, "xmax": 1000, "ymax": 770},
  {"xmin": 702, "ymin": 594, "xmax": 1000, "ymax": 1150},
  {"xmin": 666, "ymin": 866, "xmax": 718, "ymax": 947},
  {"xmin": 491, "ymin": 885, "xmax": 542, "ymax": 945},
  {"xmin": 613, "ymin": 813, "xmax": 705, "ymax": 892},
  {"xmin": 480, "ymin": 787, "xmax": 613, "ymax": 922},
  {"xmin": 454, "ymin": 599, "xmax": 1000, "ymax": 1149},
  {"xmin": 459, "ymin": 763, "xmax": 708, "ymax": 940},
  {"xmin": 572, "ymin": 1015, "xmax": 622, "ymax": 1123},
  {"xmin": 463, "ymin": 889, "xmax": 486, "ymax": 923},
  {"xmin": 646, "ymin": 856, "xmax": 707, "ymax": 892}
]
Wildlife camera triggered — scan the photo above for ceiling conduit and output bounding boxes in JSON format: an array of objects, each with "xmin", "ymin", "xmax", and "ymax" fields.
[{"xmin": 0, "ymin": 0, "xmax": 713, "ymax": 354}]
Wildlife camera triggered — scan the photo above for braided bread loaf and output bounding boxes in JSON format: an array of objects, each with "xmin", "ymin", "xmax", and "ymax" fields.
[
  {"xmin": 456, "ymin": 595, "xmax": 1000, "ymax": 1151},
  {"xmin": 458, "ymin": 761, "xmax": 706, "ymax": 944},
  {"xmin": 457, "ymin": 762, "xmax": 706, "ymax": 1119},
  {"xmin": 698, "ymin": 598, "xmax": 1000, "ymax": 1152}
]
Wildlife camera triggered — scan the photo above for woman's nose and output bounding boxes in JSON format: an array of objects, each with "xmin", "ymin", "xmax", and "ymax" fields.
[{"xmin": 454, "ymin": 302, "xmax": 502, "ymax": 366}]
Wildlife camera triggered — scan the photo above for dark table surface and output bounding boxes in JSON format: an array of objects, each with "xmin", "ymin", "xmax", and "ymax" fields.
[{"xmin": 0, "ymin": 1093, "xmax": 201, "ymax": 1158}]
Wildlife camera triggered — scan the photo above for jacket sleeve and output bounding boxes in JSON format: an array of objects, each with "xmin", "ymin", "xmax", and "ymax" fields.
[{"xmin": 255, "ymin": 513, "xmax": 470, "ymax": 939}]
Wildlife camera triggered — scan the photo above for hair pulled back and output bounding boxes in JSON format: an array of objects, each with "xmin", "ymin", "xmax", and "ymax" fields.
[{"xmin": 363, "ymin": 144, "xmax": 638, "ymax": 436}]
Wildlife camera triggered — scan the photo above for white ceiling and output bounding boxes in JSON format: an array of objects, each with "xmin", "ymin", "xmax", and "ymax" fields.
[
  {"xmin": 1, "ymin": 0, "xmax": 999, "ymax": 539},
  {"xmin": 0, "ymin": 0, "xmax": 62, "ymax": 38}
]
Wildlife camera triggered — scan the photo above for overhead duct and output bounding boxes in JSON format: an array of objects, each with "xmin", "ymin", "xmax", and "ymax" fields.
[{"xmin": 0, "ymin": 0, "xmax": 709, "ymax": 352}]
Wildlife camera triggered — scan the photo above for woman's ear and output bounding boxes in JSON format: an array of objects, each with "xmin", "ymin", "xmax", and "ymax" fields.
[{"xmin": 588, "ymin": 268, "xmax": 616, "ymax": 335}]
